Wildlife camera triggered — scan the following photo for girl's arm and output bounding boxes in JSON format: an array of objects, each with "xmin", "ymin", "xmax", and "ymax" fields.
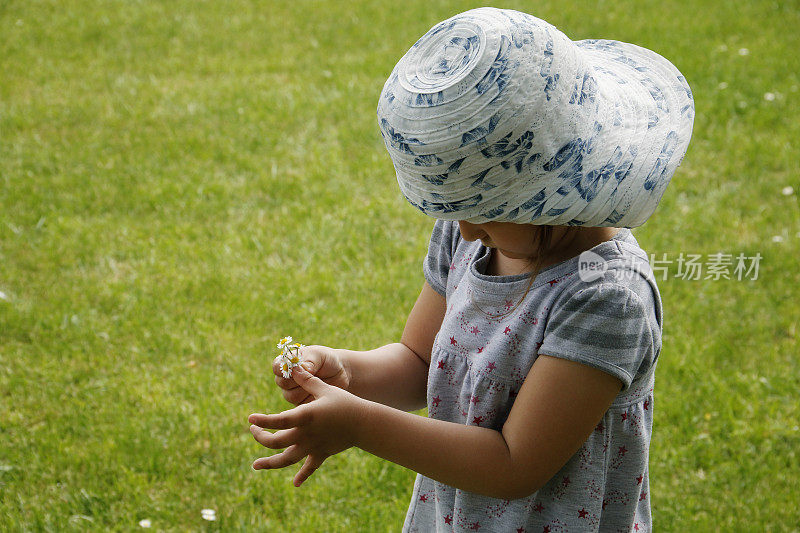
[
  {"xmin": 334, "ymin": 281, "xmax": 447, "ymax": 411},
  {"xmin": 273, "ymin": 282, "xmax": 445, "ymax": 411},
  {"xmin": 354, "ymin": 354, "xmax": 622, "ymax": 500},
  {"xmin": 250, "ymin": 353, "xmax": 621, "ymax": 499}
]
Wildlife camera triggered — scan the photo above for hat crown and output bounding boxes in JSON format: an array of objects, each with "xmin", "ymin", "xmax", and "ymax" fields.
[{"xmin": 380, "ymin": 8, "xmax": 591, "ymax": 161}]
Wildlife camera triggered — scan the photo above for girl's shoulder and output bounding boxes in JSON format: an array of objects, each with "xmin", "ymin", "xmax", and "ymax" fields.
[
  {"xmin": 538, "ymin": 232, "xmax": 663, "ymax": 392},
  {"xmin": 551, "ymin": 228, "xmax": 662, "ymax": 327},
  {"xmin": 423, "ymin": 219, "xmax": 462, "ymax": 297}
]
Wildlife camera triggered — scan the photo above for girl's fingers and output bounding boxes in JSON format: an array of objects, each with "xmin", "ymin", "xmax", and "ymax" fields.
[
  {"xmin": 284, "ymin": 389, "xmax": 311, "ymax": 406},
  {"xmin": 275, "ymin": 373, "xmax": 299, "ymax": 390},
  {"xmin": 250, "ymin": 427, "xmax": 297, "ymax": 449},
  {"xmin": 273, "ymin": 356, "xmax": 300, "ymax": 387},
  {"xmin": 293, "ymin": 454, "xmax": 325, "ymax": 487},
  {"xmin": 253, "ymin": 444, "xmax": 305, "ymax": 470},
  {"xmin": 249, "ymin": 409, "xmax": 302, "ymax": 430}
]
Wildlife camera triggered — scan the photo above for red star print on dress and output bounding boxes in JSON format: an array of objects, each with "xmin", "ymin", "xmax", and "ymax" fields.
[
  {"xmin": 585, "ymin": 478, "xmax": 603, "ymax": 502},
  {"xmin": 578, "ymin": 507, "xmax": 600, "ymax": 528},
  {"xmin": 549, "ymin": 476, "xmax": 571, "ymax": 500},
  {"xmin": 482, "ymin": 499, "xmax": 510, "ymax": 519},
  {"xmin": 542, "ymin": 518, "xmax": 568, "ymax": 532},
  {"xmin": 518, "ymin": 308, "xmax": 540, "ymax": 326},
  {"xmin": 602, "ymin": 489, "xmax": 632, "ymax": 508},
  {"xmin": 609, "ymin": 445, "xmax": 629, "ymax": 470}
]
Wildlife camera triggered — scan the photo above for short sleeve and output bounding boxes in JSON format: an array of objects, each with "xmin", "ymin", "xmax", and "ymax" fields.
[
  {"xmin": 422, "ymin": 219, "xmax": 458, "ymax": 297},
  {"xmin": 538, "ymin": 282, "xmax": 657, "ymax": 391}
]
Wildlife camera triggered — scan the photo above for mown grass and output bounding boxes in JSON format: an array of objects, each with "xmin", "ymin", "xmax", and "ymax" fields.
[{"xmin": 1, "ymin": 0, "xmax": 798, "ymax": 530}]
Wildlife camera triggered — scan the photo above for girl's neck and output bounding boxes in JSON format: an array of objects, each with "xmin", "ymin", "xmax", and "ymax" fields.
[{"xmin": 490, "ymin": 226, "xmax": 621, "ymax": 276}]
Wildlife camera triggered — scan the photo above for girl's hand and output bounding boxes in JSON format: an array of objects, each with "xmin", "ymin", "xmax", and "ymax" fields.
[
  {"xmin": 250, "ymin": 365, "xmax": 366, "ymax": 487},
  {"xmin": 272, "ymin": 345, "xmax": 351, "ymax": 405}
]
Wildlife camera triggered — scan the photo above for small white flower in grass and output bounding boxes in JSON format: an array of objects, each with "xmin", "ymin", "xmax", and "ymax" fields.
[
  {"xmin": 772, "ymin": 235, "xmax": 784, "ymax": 243},
  {"xmin": 764, "ymin": 92, "xmax": 776, "ymax": 101},
  {"xmin": 139, "ymin": 519, "xmax": 152, "ymax": 528},
  {"xmin": 201, "ymin": 509, "xmax": 216, "ymax": 521},
  {"xmin": 0, "ymin": 290, "xmax": 7, "ymax": 301},
  {"xmin": 738, "ymin": 48, "xmax": 749, "ymax": 56},
  {"xmin": 782, "ymin": 186, "xmax": 794, "ymax": 196}
]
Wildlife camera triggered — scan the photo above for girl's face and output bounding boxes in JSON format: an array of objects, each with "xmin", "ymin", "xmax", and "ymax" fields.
[
  {"xmin": 457, "ymin": 220, "xmax": 618, "ymax": 263},
  {"xmin": 457, "ymin": 220, "xmax": 552, "ymax": 260}
]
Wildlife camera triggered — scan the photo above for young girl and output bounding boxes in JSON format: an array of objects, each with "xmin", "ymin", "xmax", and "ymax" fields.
[{"xmin": 249, "ymin": 7, "xmax": 693, "ymax": 531}]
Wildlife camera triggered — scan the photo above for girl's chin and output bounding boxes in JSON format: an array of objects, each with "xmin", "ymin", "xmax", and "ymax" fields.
[{"xmin": 497, "ymin": 249, "xmax": 531, "ymax": 260}]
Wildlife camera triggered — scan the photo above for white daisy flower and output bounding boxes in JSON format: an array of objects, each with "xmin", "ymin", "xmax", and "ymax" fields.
[
  {"xmin": 764, "ymin": 92, "xmax": 776, "ymax": 101},
  {"xmin": 280, "ymin": 359, "xmax": 293, "ymax": 379},
  {"xmin": 201, "ymin": 509, "xmax": 216, "ymax": 521},
  {"xmin": 277, "ymin": 336, "xmax": 293, "ymax": 350},
  {"xmin": 139, "ymin": 519, "xmax": 152, "ymax": 528},
  {"xmin": 781, "ymin": 186, "xmax": 793, "ymax": 196},
  {"xmin": 738, "ymin": 47, "xmax": 749, "ymax": 56},
  {"xmin": 276, "ymin": 338, "xmax": 305, "ymax": 377}
]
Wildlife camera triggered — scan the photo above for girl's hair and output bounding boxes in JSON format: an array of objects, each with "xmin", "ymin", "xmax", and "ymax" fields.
[
  {"xmin": 512, "ymin": 225, "xmax": 555, "ymax": 313},
  {"xmin": 472, "ymin": 225, "xmax": 567, "ymax": 319}
]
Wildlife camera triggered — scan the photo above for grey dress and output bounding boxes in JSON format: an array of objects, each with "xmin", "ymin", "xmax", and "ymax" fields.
[{"xmin": 403, "ymin": 219, "xmax": 662, "ymax": 532}]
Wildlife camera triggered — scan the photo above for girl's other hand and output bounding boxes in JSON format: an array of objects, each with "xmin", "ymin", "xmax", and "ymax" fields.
[
  {"xmin": 272, "ymin": 344, "xmax": 351, "ymax": 405},
  {"xmin": 250, "ymin": 365, "xmax": 365, "ymax": 487}
]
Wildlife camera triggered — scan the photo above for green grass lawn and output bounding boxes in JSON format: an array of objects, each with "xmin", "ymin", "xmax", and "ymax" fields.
[{"xmin": 1, "ymin": 0, "xmax": 798, "ymax": 530}]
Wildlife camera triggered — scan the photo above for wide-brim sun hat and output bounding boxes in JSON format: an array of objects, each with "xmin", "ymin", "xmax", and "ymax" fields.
[{"xmin": 376, "ymin": 7, "xmax": 695, "ymax": 228}]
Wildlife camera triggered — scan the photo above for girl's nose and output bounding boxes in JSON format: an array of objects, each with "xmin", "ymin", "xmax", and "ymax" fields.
[{"xmin": 458, "ymin": 220, "xmax": 487, "ymax": 242}]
